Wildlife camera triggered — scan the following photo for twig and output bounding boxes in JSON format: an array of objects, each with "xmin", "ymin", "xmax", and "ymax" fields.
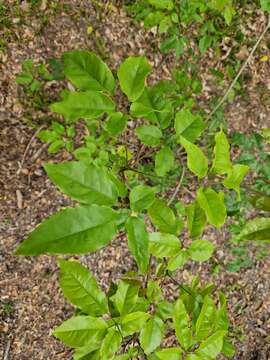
[
  {"xmin": 3, "ymin": 340, "xmax": 11, "ymax": 360},
  {"xmin": 206, "ymin": 13, "xmax": 270, "ymax": 122},
  {"xmin": 167, "ymin": 273, "xmax": 200, "ymax": 303},
  {"xmin": 112, "ymin": 319, "xmax": 124, "ymax": 341},
  {"xmin": 17, "ymin": 125, "xmax": 45, "ymax": 174},
  {"xmin": 168, "ymin": 165, "xmax": 185, "ymax": 206}
]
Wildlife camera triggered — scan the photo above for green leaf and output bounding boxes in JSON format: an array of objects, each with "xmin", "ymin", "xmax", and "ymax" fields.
[
  {"xmin": 188, "ymin": 240, "xmax": 214, "ymax": 262},
  {"xmin": 48, "ymin": 139, "xmax": 65, "ymax": 153},
  {"xmin": 250, "ymin": 195, "xmax": 270, "ymax": 211},
  {"xmin": 135, "ymin": 125, "xmax": 162, "ymax": 147},
  {"xmin": 63, "ymin": 50, "xmax": 115, "ymax": 94},
  {"xmin": 140, "ymin": 316, "xmax": 164, "ymax": 355},
  {"xmin": 130, "ymin": 86, "xmax": 173, "ymax": 129},
  {"xmin": 149, "ymin": 232, "xmax": 181, "ymax": 258},
  {"xmin": 155, "ymin": 348, "xmax": 182, "ymax": 360},
  {"xmin": 180, "ymin": 137, "xmax": 208, "ymax": 178},
  {"xmin": 156, "ymin": 301, "xmax": 174, "ymax": 320},
  {"xmin": 223, "ymin": 164, "xmax": 249, "ymax": 200},
  {"xmin": 215, "ymin": 293, "xmax": 229, "ymax": 332},
  {"xmin": 147, "ymin": 280, "xmax": 163, "ymax": 302},
  {"xmin": 148, "ymin": 199, "xmax": 180, "ymax": 235},
  {"xmin": 167, "ymin": 250, "xmax": 189, "ymax": 271},
  {"xmin": 186, "ymin": 201, "xmax": 207, "ymax": 238},
  {"xmin": 197, "ymin": 188, "xmax": 227, "ymax": 228},
  {"xmin": 125, "ymin": 217, "xmax": 149, "ymax": 273},
  {"xmin": 175, "ymin": 109, "xmax": 205, "ymax": 143},
  {"xmin": 16, "ymin": 73, "xmax": 33, "ymax": 85},
  {"xmin": 155, "ymin": 146, "xmax": 174, "ymax": 177},
  {"xmin": 111, "ymin": 280, "xmax": 139, "ymax": 316},
  {"xmin": 222, "ymin": 338, "xmax": 235, "ymax": 357},
  {"xmin": 199, "ymin": 35, "xmax": 212, "ymax": 54},
  {"xmin": 100, "ymin": 328, "xmax": 122, "ymax": 360},
  {"xmin": 44, "ymin": 162, "xmax": 119, "ymax": 206},
  {"xmin": 149, "ymin": 0, "xmax": 174, "ymax": 9},
  {"xmin": 53, "ymin": 316, "xmax": 107, "ymax": 348},
  {"xmin": 15, "ymin": 205, "xmax": 117, "ymax": 255},
  {"xmin": 105, "ymin": 112, "xmax": 127, "ymax": 136},
  {"xmin": 59, "ymin": 260, "xmax": 108, "ymax": 316},
  {"xmin": 73, "ymin": 345, "xmax": 100, "ymax": 360},
  {"xmin": 50, "ymin": 91, "xmax": 115, "ymax": 122},
  {"xmin": 129, "ymin": 185, "xmax": 157, "ymax": 212},
  {"xmin": 212, "ymin": 129, "xmax": 232, "ymax": 174},
  {"xmin": 120, "ymin": 311, "xmax": 150, "ymax": 336},
  {"xmin": 195, "ymin": 330, "xmax": 226, "ymax": 359},
  {"xmin": 195, "ymin": 296, "xmax": 216, "ymax": 341},
  {"xmin": 118, "ymin": 56, "xmax": 152, "ymax": 102},
  {"xmin": 238, "ymin": 217, "xmax": 270, "ymax": 242},
  {"xmin": 261, "ymin": 0, "xmax": 270, "ymax": 12},
  {"xmin": 173, "ymin": 298, "xmax": 193, "ymax": 350}
]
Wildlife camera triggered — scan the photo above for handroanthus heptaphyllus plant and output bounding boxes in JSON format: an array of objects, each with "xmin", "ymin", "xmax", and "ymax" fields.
[{"xmin": 15, "ymin": 50, "xmax": 251, "ymax": 359}]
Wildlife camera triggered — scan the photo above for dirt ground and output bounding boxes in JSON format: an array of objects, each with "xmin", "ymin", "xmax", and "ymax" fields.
[{"xmin": 1, "ymin": 1, "xmax": 270, "ymax": 359}]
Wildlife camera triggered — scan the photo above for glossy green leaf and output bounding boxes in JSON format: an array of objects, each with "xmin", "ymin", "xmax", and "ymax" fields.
[
  {"xmin": 118, "ymin": 56, "xmax": 152, "ymax": 101},
  {"xmin": 173, "ymin": 298, "xmax": 193, "ymax": 350},
  {"xmin": 59, "ymin": 260, "xmax": 108, "ymax": 316},
  {"xmin": 188, "ymin": 240, "xmax": 215, "ymax": 262},
  {"xmin": 111, "ymin": 280, "xmax": 139, "ymax": 316},
  {"xmin": 149, "ymin": 232, "xmax": 181, "ymax": 258},
  {"xmin": 167, "ymin": 250, "xmax": 189, "ymax": 271},
  {"xmin": 100, "ymin": 328, "xmax": 122, "ymax": 360},
  {"xmin": 125, "ymin": 217, "xmax": 149, "ymax": 273},
  {"xmin": 186, "ymin": 201, "xmax": 207, "ymax": 238},
  {"xmin": 15, "ymin": 205, "xmax": 117, "ymax": 255},
  {"xmin": 156, "ymin": 301, "xmax": 174, "ymax": 320},
  {"xmin": 135, "ymin": 125, "xmax": 162, "ymax": 147},
  {"xmin": 73, "ymin": 345, "xmax": 100, "ymax": 360},
  {"xmin": 238, "ymin": 217, "xmax": 270, "ymax": 242},
  {"xmin": 53, "ymin": 316, "xmax": 107, "ymax": 348},
  {"xmin": 155, "ymin": 347, "xmax": 182, "ymax": 360},
  {"xmin": 195, "ymin": 330, "xmax": 226, "ymax": 359},
  {"xmin": 140, "ymin": 316, "xmax": 164, "ymax": 355},
  {"xmin": 50, "ymin": 91, "xmax": 115, "ymax": 122},
  {"xmin": 148, "ymin": 199, "xmax": 180, "ymax": 235},
  {"xmin": 175, "ymin": 109, "xmax": 205, "ymax": 143},
  {"xmin": 180, "ymin": 136, "xmax": 208, "ymax": 178},
  {"xmin": 63, "ymin": 50, "xmax": 115, "ymax": 94},
  {"xmin": 155, "ymin": 146, "xmax": 175, "ymax": 177},
  {"xmin": 45, "ymin": 162, "xmax": 119, "ymax": 206},
  {"xmin": 129, "ymin": 185, "xmax": 157, "ymax": 212},
  {"xmin": 120, "ymin": 311, "xmax": 150, "ymax": 336},
  {"xmin": 197, "ymin": 188, "xmax": 227, "ymax": 228},
  {"xmin": 212, "ymin": 129, "xmax": 232, "ymax": 174},
  {"xmin": 223, "ymin": 164, "xmax": 249, "ymax": 200},
  {"xmin": 105, "ymin": 112, "xmax": 127, "ymax": 136},
  {"xmin": 130, "ymin": 86, "xmax": 173, "ymax": 129},
  {"xmin": 195, "ymin": 296, "xmax": 216, "ymax": 341}
]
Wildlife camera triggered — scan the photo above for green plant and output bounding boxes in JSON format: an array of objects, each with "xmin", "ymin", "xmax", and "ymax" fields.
[
  {"xmin": 126, "ymin": 0, "xmax": 235, "ymax": 58},
  {"xmin": 16, "ymin": 58, "xmax": 64, "ymax": 112},
  {"xmin": 224, "ymin": 130, "xmax": 270, "ymax": 271},
  {"xmin": 14, "ymin": 50, "xmax": 254, "ymax": 358}
]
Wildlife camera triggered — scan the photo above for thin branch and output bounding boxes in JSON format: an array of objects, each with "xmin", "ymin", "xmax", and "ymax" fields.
[
  {"xmin": 168, "ymin": 165, "xmax": 186, "ymax": 206},
  {"xmin": 3, "ymin": 340, "xmax": 11, "ymax": 360},
  {"xmin": 206, "ymin": 13, "xmax": 270, "ymax": 122},
  {"xmin": 112, "ymin": 318, "xmax": 124, "ymax": 341},
  {"xmin": 17, "ymin": 125, "xmax": 45, "ymax": 174},
  {"xmin": 167, "ymin": 273, "xmax": 199, "ymax": 303}
]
